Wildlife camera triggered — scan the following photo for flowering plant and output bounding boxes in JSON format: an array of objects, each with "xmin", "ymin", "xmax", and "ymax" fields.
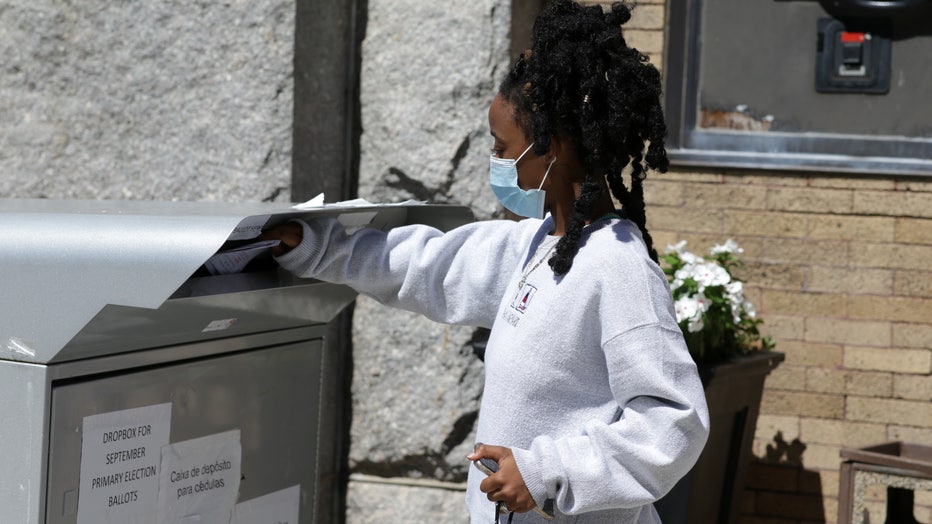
[{"xmin": 661, "ymin": 240, "xmax": 774, "ymax": 364}]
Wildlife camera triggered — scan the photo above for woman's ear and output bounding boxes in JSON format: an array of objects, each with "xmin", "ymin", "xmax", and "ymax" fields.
[
  {"xmin": 546, "ymin": 134, "xmax": 564, "ymax": 164},
  {"xmin": 547, "ymin": 134, "xmax": 583, "ymax": 180}
]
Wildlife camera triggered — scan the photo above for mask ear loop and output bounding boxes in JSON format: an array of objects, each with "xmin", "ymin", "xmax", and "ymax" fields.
[
  {"xmin": 513, "ymin": 142, "xmax": 534, "ymax": 163},
  {"xmin": 536, "ymin": 156, "xmax": 557, "ymax": 190}
]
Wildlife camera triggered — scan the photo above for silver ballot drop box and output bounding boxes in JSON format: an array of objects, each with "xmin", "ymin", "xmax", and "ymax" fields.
[{"xmin": 0, "ymin": 198, "xmax": 473, "ymax": 524}]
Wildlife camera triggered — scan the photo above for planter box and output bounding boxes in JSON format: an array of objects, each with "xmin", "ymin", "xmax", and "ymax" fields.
[{"xmin": 655, "ymin": 351, "xmax": 785, "ymax": 524}]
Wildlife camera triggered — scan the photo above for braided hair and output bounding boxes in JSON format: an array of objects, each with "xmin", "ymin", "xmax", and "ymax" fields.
[{"xmin": 498, "ymin": 0, "xmax": 669, "ymax": 274}]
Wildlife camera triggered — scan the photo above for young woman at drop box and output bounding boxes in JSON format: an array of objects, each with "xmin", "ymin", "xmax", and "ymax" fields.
[{"xmin": 264, "ymin": 2, "xmax": 709, "ymax": 522}]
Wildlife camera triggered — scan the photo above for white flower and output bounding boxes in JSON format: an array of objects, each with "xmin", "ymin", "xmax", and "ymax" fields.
[
  {"xmin": 744, "ymin": 301, "xmax": 757, "ymax": 319},
  {"xmin": 710, "ymin": 239, "xmax": 743, "ymax": 255},
  {"xmin": 695, "ymin": 292, "xmax": 711, "ymax": 312},
  {"xmin": 674, "ymin": 296, "xmax": 699, "ymax": 323},
  {"xmin": 674, "ymin": 267, "xmax": 693, "ymax": 282},
  {"xmin": 687, "ymin": 315, "xmax": 704, "ymax": 333},
  {"xmin": 725, "ymin": 281, "xmax": 745, "ymax": 321},
  {"xmin": 680, "ymin": 251, "xmax": 700, "ymax": 265},
  {"xmin": 726, "ymin": 281, "xmax": 744, "ymax": 298},
  {"xmin": 692, "ymin": 262, "xmax": 731, "ymax": 290},
  {"xmin": 665, "ymin": 240, "xmax": 688, "ymax": 254}
]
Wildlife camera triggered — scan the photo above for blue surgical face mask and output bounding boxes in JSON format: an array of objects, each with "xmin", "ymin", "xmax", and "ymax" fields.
[{"xmin": 489, "ymin": 143, "xmax": 556, "ymax": 219}]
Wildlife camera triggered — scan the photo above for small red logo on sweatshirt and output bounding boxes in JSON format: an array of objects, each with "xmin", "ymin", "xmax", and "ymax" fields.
[{"xmin": 511, "ymin": 284, "xmax": 537, "ymax": 313}]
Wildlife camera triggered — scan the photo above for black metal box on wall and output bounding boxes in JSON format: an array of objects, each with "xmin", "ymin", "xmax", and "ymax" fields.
[{"xmin": 664, "ymin": 0, "xmax": 932, "ymax": 176}]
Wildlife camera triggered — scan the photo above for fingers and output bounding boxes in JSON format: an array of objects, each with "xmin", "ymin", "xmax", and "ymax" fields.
[
  {"xmin": 467, "ymin": 442, "xmax": 507, "ymax": 462},
  {"xmin": 260, "ymin": 222, "xmax": 304, "ymax": 256},
  {"xmin": 467, "ymin": 444, "xmax": 536, "ymax": 514}
]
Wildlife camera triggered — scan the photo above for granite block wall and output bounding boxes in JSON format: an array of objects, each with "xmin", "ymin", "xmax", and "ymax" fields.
[{"xmin": 0, "ymin": 0, "xmax": 293, "ymax": 202}]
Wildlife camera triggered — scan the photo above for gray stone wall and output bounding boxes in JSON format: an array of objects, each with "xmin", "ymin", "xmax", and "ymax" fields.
[
  {"xmin": 348, "ymin": 0, "xmax": 512, "ymax": 521},
  {"xmin": 2, "ymin": 0, "xmax": 513, "ymax": 520},
  {"xmin": 0, "ymin": 0, "xmax": 293, "ymax": 202}
]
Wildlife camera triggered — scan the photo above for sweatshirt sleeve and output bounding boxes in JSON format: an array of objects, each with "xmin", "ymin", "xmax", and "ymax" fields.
[
  {"xmin": 511, "ymin": 323, "xmax": 710, "ymax": 514},
  {"xmin": 274, "ymin": 218, "xmax": 533, "ymax": 328}
]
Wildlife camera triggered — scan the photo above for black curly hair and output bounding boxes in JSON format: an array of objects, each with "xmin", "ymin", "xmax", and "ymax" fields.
[{"xmin": 499, "ymin": 0, "xmax": 669, "ymax": 274}]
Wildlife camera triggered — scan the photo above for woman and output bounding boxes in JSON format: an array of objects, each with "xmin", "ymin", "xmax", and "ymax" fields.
[{"xmin": 266, "ymin": 2, "xmax": 709, "ymax": 522}]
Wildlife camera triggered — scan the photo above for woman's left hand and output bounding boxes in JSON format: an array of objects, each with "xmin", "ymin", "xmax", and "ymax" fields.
[{"xmin": 468, "ymin": 444, "xmax": 536, "ymax": 514}]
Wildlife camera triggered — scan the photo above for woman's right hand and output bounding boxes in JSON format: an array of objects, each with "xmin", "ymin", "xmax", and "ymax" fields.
[{"xmin": 260, "ymin": 222, "xmax": 304, "ymax": 256}]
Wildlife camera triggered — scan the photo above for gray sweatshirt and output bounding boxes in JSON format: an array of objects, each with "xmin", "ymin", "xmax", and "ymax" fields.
[{"xmin": 275, "ymin": 215, "xmax": 710, "ymax": 523}]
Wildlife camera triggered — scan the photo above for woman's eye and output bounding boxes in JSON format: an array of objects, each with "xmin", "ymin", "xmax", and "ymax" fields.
[{"xmin": 490, "ymin": 147, "xmax": 503, "ymax": 157}]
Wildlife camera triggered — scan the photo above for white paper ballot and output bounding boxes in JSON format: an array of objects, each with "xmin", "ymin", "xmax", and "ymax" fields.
[
  {"xmin": 77, "ymin": 403, "xmax": 172, "ymax": 524},
  {"xmin": 227, "ymin": 215, "xmax": 271, "ymax": 240},
  {"xmin": 203, "ymin": 240, "xmax": 281, "ymax": 275},
  {"xmin": 232, "ymin": 485, "xmax": 300, "ymax": 524},
  {"xmin": 337, "ymin": 211, "xmax": 377, "ymax": 233},
  {"xmin": 291, "ymin": 192, "xmax": 427, "ymax": 210},
  {"xmin": 157, "ymin": 430, "xmax": 242, "ymax": 524},
  {"xmin": 290, "ymin": 193, "xmax": 325, "ymax": 209}
]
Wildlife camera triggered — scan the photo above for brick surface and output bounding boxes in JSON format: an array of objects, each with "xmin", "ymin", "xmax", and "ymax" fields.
[
  {"xmin": 761, "ymin": 390, "xmax": 844, "ymax": 419},
  {"xmin": 809, "ymin": 176, "xmax": 896, "ymax": 190},
  {"xmin": 737, "ymin": 263, "xmax": 805, "ymax": 291},
  {"xmin": 724, "ymin": 210, "xmax": 808, "ymax": 238},
  {"xmin": 850, "ymin": 242, "xmax": 932, "ymax": 271},
  {"xmin": 754, "ymin": 491, "xmax": 827, "ymax": 520},
  {"xmin": 823, "ymin": 497, "xmax": 839, "ymax": 524},
  {"xmin": 762, "ymin": 290, "xmax": 846, "ymax": 317},
  {"xmin": 767, "ymin": 187, "xmax": 853, "ymax": 214},
  {"xmin": 761, "ymin": 315, "xmax": 806, "ymax": 341},
  {"xmin": 664, "ymin": 169, "xmax": 724, "ymax": 183},
  {"xmin": 643, "ymin": 179, "xmax": 684, "ymax": 206},
  {"xmin": 887, "ymin": 424, "xmax": 932, "ymax": 446},
  {"xmin": 686, "ymin": 182, "xmax": 768, "ymax": 210},
  {"xmin": 808, "ymin": 214, "xmax": 895, "ymax": 242},
  {"xmin": 844, "ymin": 371, "xmax": 893, "ymax": 397},
  {"xmin": 892, "ymin": 323, "xmax": 932, "ymax": 348},
  {"xmin": 624, "ymin": 29, "xmax": 663, "ymax": 53},
  {"xmin": 854, "ymin": 189, "xmax": 932, "ymax": 218},
  {"xmin": 846, "ymin": 396, "xmax": 932, "ymax": 425},
  {"xmin": 802, "ymin": 443, "xmax": 845, "ymax": 471},
  {"xmin": 628, "ymin": 16, "xmax": 932, "ymax": 523},
  {"xmin": 767, "ymin": 365, "xmax": 808, "ymax": 391},
  {"xmin": 759, "ymin": 238, "xmax": 849, "ymax": 266},
  {"xmin": 844, "ymin": 345, "xmax": 931, "ymax": 374},
  {"xmin": 820, "ymin": 470, "xmax": 840, "ymax": 497},
  {"xmin": 656, "ymin": 233, "xmax": 763, "ymax": 259},
  {"xmin": 894, "ymin": 217, "xmax": 932, "ymax": 244},
  {"xmin": 723, "ymin": 173, "xmax": 810, "ymax": 187},
  {"xmin": 848, "ymin": 295, "xmax": 932, "ymax": 323},
  {"xmin": 893, "ymin": 374, "xmax": 932, "ymax": 401},
  {"xmin": 647, "ymin": 206, "xmax": 722, "ymax": 233},
  {"xmin": 778, "ymin": 341, "xmax": 844, "ymax": 367},
  {"xmin": 627, "ymin": 4, "xmax": 664, "ymax": 29},
  {"xmin": 755, "ymin": 414, "xmax": 801, "ymax": 441},
  {"xmin": 805, "ymin": 318, "xmax": 891, "ymax": 347},
  {"xmin": 805, "ymin": 367, "xmax": 846, "ymax": 394},
  {"xmin": 897, "ymin": 178, "xmax": 932, "ymax": 192},
  {"xmin": 746, "ymin": 463, "xmax": 799, "ymax": 492},
  {"xmin": 799, "ymin": 419, "xmax": 886, "ymax": 447},
  {"xmin": 807, "ymin": 266, "xmax": 892, "ymax": 295},
  {"xmin": 894, "ymin": 269, "xmax": 932, "ymax": 298},
  {"xmin": 798, "ymin": 468, "xmax": 823, "ymax": 495}
]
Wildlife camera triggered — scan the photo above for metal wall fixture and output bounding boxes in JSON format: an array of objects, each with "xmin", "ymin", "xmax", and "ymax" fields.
[{"xmin": 664, "ymin": 0, "xmax": 932, "ymax": 176}]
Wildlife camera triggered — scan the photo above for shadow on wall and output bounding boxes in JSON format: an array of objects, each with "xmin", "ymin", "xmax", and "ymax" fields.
[{"xmin": 742, "ymin": 432, "xmax": 827, "ymax": 522}]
